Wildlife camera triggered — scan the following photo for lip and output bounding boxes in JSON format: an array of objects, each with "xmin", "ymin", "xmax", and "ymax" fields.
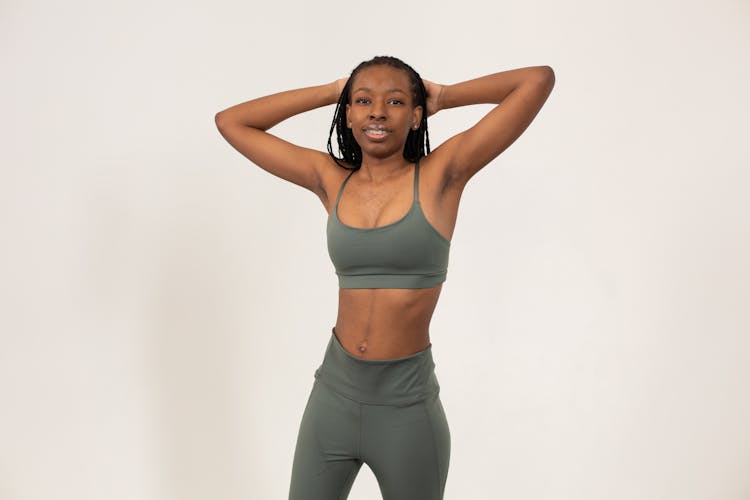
[{"xmin": 362, "ymin": 126, "xmax": 391, "ymax": 142}]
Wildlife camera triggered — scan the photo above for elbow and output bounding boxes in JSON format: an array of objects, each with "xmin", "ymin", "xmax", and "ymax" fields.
[
  {"xmin": 530, "ymin": 66, "xmax": 555, "ymax": 94},
  {"xmin": 215, "ymin": 111, "xmax": 238, "ymax": 130},
  {"xmin": 537, "ymin": 66, "xmax": 555, "ymax": 85},
  {"xmin": 214, "ymin": 112, "xmax": 225, "ymax": 129}
]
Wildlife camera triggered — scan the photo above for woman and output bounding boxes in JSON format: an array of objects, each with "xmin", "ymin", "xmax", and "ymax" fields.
[{"xmin": 215, "ymin": 55, "xmax": 554, "ymax": 500}]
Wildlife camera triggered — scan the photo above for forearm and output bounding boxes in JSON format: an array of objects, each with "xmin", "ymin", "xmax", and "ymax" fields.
[
  {"xmin": 439, "ymin": 65, "xmax": 553, "ymax": 110},
  {"xmin": 215, "ymin": 82, "xmax": 339, "ymax": 131}
]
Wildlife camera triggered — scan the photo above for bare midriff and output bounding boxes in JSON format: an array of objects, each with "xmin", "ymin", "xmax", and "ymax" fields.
[{"xmin": 333, "ymin": 284, "xmax": 443, "ymax": 360}]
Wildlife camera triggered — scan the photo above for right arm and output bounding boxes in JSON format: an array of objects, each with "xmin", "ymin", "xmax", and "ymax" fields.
[{"xmin": 214, "ymin": 81, "xmax": 342, "ymax": 196}]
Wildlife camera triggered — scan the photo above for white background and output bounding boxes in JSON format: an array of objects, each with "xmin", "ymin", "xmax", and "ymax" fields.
[{"xmin": 2, "ymin": 0, "xmax": 749, "ymax": 499}]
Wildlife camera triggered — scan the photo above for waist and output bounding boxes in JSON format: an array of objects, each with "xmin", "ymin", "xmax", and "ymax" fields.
[
  {"xmin": 335, "ymin": 288, "xmax": 440, "ymax": 357},
  {"xmin": 314, "ymin": 328, "xmax": 440, "ymax": 406}
]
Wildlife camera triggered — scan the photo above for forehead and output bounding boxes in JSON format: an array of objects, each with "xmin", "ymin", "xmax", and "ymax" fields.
[{"xmin": 351, "ymin": 65, "xmax": 412, "ymax": 92}]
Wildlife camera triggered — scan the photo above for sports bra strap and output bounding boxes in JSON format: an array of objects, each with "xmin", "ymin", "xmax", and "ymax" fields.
[
  {"xmin": 334, "ymin": 169, "xmax": 356, "ymax": 208},
  {"xmin": 414, "ymin": 157, "xmax": 420, "ymax": 203}
]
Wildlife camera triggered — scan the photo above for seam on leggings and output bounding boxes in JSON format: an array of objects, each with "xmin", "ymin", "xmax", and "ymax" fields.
[
  {"xmin": 357, "ymin": 403, "xmax": 364, "ymax": 459},
  {"xmin": 422, "ymin": 399, "xmax": 443, "ymax": 497}
]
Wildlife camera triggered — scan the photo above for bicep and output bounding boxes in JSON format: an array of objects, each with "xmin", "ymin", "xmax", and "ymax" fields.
[
  {"xmin": 215, "ymin": 117, "xmax": 328, "ymax": 195},
  {"xmin": 442, "ymin": 73, "xmax": 555, "ymax": 184}
]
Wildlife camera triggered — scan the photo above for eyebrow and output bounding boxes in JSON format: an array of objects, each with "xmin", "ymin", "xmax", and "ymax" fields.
[{"xmin": 352, "ymin": 87, "xmax": 408, "ymax": 95}]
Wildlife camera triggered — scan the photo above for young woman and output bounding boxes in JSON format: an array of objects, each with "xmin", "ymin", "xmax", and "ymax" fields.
[{"xmin": 215, "ymin": 56, "xmax": 555, "ymax": 500}]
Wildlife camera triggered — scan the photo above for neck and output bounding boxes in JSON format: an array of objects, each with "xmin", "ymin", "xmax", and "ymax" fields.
[{"xmin": 357, "ymin": 154, "xmax": 412, "ymax": 184}]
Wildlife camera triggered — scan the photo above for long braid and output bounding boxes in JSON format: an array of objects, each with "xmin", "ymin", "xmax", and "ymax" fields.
[{"xmin": 327, "ymin": 56, "xmax": 431, "ymax": 170}]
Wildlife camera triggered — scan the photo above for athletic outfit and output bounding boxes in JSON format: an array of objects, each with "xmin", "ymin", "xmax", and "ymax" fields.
[
  {"xmin": 326, "ymin": 157, "xmax": 451, "ymax": 289},
  {"xmin": 288, "ymin": 158, "xmax": 452, "ymax": 500}
]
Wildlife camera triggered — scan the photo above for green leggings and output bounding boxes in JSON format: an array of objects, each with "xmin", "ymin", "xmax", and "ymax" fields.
[{"xmin": 288, "ymin": 327, "xmax": 451, "ymax": 500}]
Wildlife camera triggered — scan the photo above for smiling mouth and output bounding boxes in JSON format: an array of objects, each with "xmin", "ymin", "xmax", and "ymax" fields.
[{"xmin": 363, "ymin": 127, "xmax": 390, "ymax": 140}]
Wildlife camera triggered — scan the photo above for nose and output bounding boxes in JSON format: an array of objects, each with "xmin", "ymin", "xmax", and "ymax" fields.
[{"xmin": 369, "ymin": 101, "xmax": 386, "ymax": 120}]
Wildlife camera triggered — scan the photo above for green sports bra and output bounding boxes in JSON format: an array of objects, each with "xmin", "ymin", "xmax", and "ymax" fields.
[{"xmin": 326, "ymin": 158, "xmax": 451, "ymax": 289}]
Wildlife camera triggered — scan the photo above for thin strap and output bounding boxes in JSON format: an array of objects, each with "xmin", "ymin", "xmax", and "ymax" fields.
[
  {"xmin": 334, "ymin": 169, "xmax": 356, "ymax": 208},
  {"xmin": 413, "ymin": 157, "xmax": 420, "ymax": 203}
]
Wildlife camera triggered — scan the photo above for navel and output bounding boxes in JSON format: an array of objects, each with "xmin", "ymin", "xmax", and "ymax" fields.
[{"xmin": 357, "ymin": 339, "xmax": 368, "ymax": 353}]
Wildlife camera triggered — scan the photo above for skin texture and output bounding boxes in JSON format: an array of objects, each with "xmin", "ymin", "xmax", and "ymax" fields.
[{"xmin": 216, "ymin": 62, "xmax": 555, "ymax": 359}]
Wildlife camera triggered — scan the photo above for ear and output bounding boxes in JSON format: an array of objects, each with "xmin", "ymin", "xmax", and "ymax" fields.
[
  {"xmin": 345, "ymin": 103, "xmax": 351, "ymax": 128},
  {"xmin": 411, "ymin": 105, "xmax": 424, "ymax": 129}
]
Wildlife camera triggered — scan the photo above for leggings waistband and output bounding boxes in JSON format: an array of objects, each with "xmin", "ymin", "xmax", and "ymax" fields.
[{"xmin": 314, "ymin": 327, "xmax": 440, "ymax": 406}]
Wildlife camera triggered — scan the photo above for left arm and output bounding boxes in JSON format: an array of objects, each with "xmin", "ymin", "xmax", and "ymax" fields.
[{"xmin": 425, "ymin": 65, "xmax": 555, "ymax": 186}]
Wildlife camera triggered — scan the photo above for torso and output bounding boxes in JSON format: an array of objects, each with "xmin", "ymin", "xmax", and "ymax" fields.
[{"xmin": 317, "ymin": 154, "xmax": 465, "ymax": 360}]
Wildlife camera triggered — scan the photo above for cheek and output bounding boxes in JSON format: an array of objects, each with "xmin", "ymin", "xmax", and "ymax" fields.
[{"xmin": 347, "ymin": 107, "xmax": 365, "ymax": 124}]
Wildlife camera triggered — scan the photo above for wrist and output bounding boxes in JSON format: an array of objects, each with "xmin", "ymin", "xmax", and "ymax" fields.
[
  {"xmin": 436, "ymin": 84, "xmax": 446, "ymax": 112},
  {"xmin": 438, "ymin": 84, "xmax": 455, "ymax": 111},
  {"xmin": 327, "ymin": 81, "xmax": 339, "ymax": 105}
]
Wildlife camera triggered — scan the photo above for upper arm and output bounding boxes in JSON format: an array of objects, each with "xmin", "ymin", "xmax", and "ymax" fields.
[
  {"xmin": 437, "ymin": 68, "xmax": 555, "ymax": 186},
  {"xmin": 214, "ymin": 114, "xmax": 329, "ymax": 197}
]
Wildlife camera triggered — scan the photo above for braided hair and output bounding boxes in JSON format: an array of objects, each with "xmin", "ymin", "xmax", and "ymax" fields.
[{"xmin": 327, "ymin": 56, "xmax": 431, "ymax": 170}]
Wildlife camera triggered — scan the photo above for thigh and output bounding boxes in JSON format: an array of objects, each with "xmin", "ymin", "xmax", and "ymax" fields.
[
  {"xmin": 288, "ymin": 380, "xmax": 363, "ymax": 500},
  {"xmin": 362, "ymin": 392, "xmax": 451, "ymax": 500}
]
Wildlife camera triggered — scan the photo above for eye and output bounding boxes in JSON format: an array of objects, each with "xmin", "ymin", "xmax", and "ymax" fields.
[
  {"xmin": 355, "ymin": 97, "xmax": 371, "ymax": 104},
  {"xmin": 388, "ymin": 99, "xmax": 403, "ymax": 105}
]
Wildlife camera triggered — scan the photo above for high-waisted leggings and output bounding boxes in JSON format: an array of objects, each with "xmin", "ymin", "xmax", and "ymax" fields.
[{"xmin": 288, "ymin": 327, "xmax": 451, "ymax": 500}]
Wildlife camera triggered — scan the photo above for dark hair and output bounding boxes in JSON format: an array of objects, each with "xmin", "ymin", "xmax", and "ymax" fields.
[{"xmin": 327, "ymin": 55, "xmax": 431, "ymax": 170}]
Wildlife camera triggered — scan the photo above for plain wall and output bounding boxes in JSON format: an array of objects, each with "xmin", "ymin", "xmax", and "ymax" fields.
[{"xmin": 1, "ymin": 0, "xmax": 749, "ymax": 499}]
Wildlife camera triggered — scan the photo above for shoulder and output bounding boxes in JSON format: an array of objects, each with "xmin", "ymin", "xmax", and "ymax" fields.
[{"xmin": 317, "ymin": 156, "xmax": 357, "ymax": 206}]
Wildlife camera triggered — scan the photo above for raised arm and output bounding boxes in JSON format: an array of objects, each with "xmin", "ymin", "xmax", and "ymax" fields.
[
  {"xmin": 427, "ymin": 65, "xmax": 555, "ymax": 186},
  {"xmin": 214, "ymin": 80, "xmax": 344, "ymax": 196}
]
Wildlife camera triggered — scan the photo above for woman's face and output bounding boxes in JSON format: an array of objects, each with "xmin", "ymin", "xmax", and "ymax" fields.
[{"xmin": 345, "ymin": 65, "xmax": 423, "ymax": 160}]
